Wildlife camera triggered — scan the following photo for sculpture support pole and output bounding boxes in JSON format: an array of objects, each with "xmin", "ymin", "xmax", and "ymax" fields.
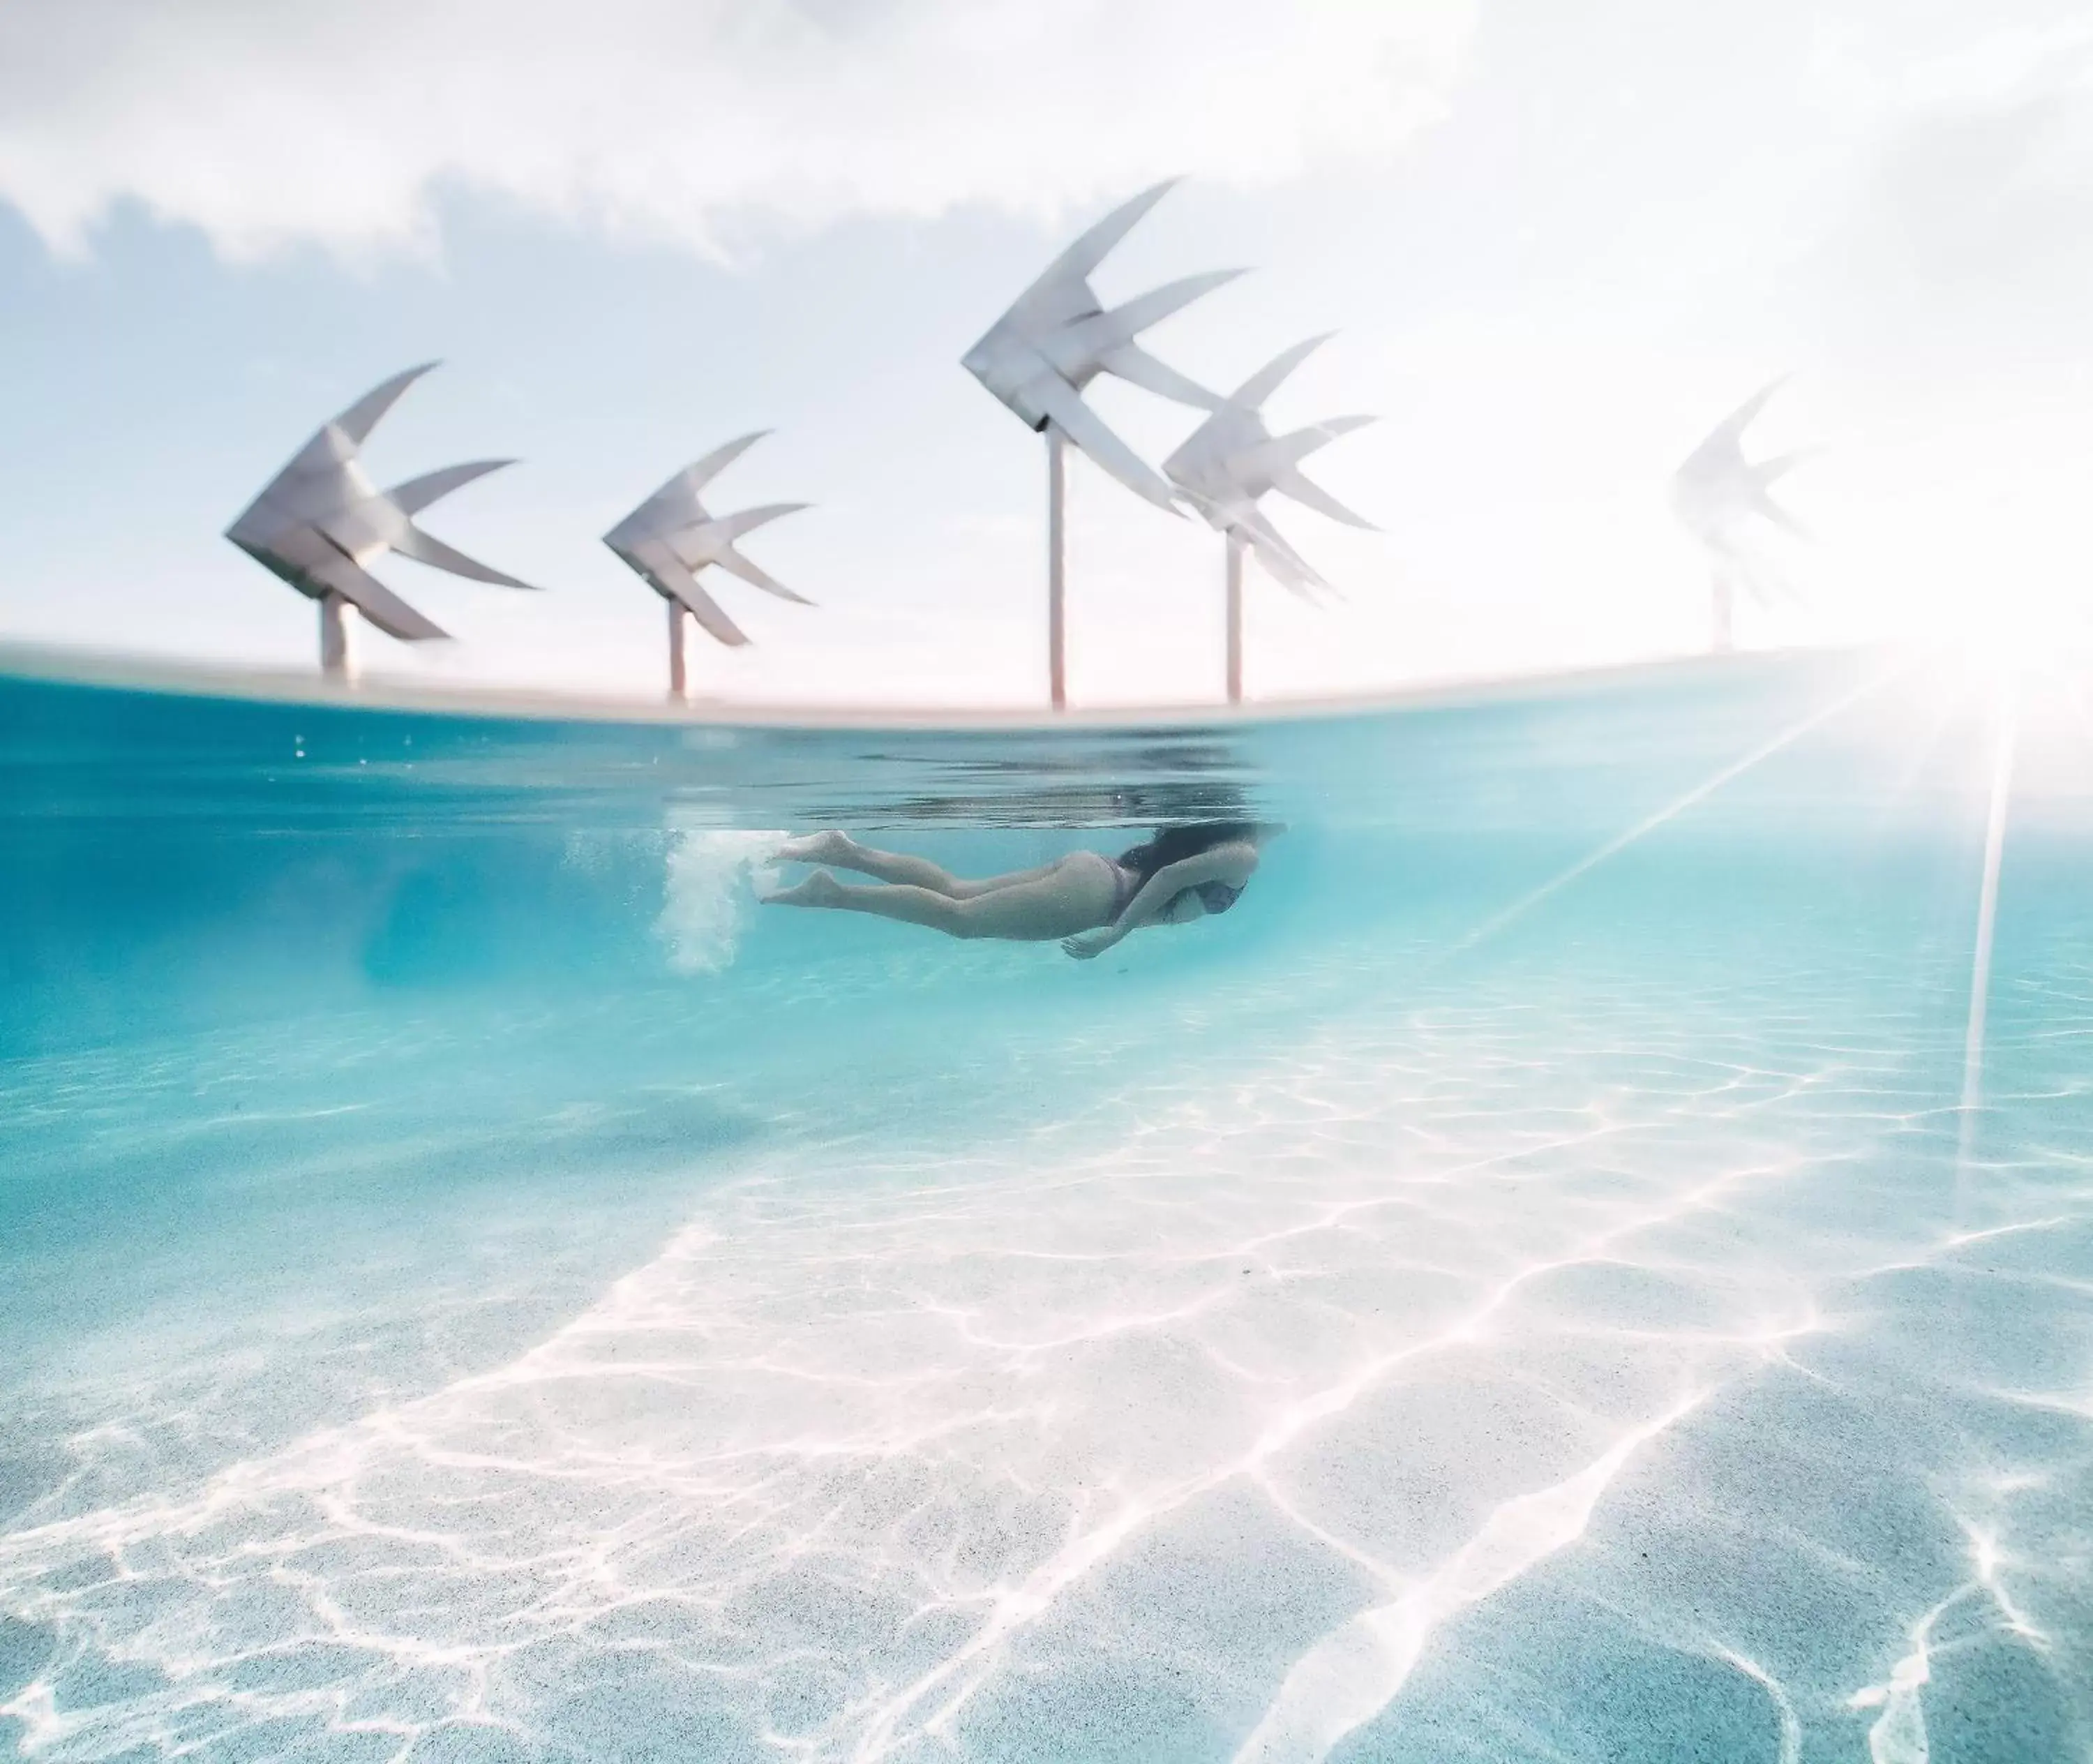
[
  {"xmin": 667, "ymin": 599, "xmax": 693, "ymax": 702},
  {"xmin": 1224, "ymin": 533, "xmax": 1245, "ymax": 705},
  {"xmin": 319, "ymin": 592, "xmax": 359, "ymax": 685},
  {"xmin": 1711, "ymin": 573, "xmax": 1734, "ymax": 654},
  {"xmin": 1046, "ymin": 424, "xmax": 1068, "ymax": 712}
]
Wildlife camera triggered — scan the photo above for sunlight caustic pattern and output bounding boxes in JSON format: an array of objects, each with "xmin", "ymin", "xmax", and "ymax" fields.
[{"xmin": 3, "ymin": 932, "xmax": 2089, "ymax": 1762}]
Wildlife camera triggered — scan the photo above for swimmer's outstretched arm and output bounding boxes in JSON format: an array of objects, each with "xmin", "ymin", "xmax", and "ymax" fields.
[{"xmin": 1061, "ymin": 842, "xmax": 1259, "ymax": 960}]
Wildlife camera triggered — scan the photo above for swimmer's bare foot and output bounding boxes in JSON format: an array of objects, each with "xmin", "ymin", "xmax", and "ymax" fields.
[
  {"xmin": 776, "ymin": 831, "xmax": 856, "ymax": 865},
  {"xmin": 762, "ymin": 869, "xmax": 846, "ymax": 908}
]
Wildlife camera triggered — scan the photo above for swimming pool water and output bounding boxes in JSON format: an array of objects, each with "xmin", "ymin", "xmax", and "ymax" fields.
[{"xmin": 1, "ymin": 648, "xmax": 2088, "ymax": 1761}]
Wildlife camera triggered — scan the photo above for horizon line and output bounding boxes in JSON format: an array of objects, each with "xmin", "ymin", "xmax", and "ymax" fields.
[{"xmin": 0, "ymin": 638, "xmax": 1883, "ymax": 734}]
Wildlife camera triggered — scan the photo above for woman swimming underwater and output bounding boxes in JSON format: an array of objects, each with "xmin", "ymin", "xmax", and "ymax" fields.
[{"xmin": 763, "ymin": 823, "xmax": 1264, "ymax": 959}]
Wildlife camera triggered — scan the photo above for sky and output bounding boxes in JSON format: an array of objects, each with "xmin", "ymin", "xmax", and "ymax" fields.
[{"xmin": 2, "ymin": 0, "xmax": 2090, "ymax": 708}]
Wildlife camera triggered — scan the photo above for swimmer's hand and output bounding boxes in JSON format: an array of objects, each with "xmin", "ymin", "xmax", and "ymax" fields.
[{"xmin": 1062, "ymin": 927, "xmax": 1120, "ymax": 961}]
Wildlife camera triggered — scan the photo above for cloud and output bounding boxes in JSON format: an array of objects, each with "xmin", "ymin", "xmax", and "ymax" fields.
[
  {"xmin": 0, "ymin": 0, "xmax": 1473, "ymax": 262},
  {"xmin": 1809, "ymin": 22, "xmax": 2093, "ymax": 323}
]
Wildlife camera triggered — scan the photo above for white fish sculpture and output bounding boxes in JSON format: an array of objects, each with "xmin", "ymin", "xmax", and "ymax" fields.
[
  {"xmin": 226, "ymin": 362, "xmax": 535, "ymax": 680},
  {"xmin": 603, "ymin": 433, "xmax": 811, "ymax": 700}
]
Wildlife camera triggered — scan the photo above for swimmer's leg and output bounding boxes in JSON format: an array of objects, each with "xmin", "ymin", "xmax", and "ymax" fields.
[
  {"xmin": 763, "ymin": 866, "xmax": 1109, "ymax": 941},
  {"xmin": 776, "ymin": 832, "xmax": 1065, "ymax": 899},
  {"xmin": 763, "ymin": 871, "xmax": 973, "ymax": 935}
]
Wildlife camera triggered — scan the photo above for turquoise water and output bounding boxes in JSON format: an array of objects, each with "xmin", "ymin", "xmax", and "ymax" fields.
[{"xmin": 1, "ymin": 650, "xmax": 2090, "ymax": 1762}]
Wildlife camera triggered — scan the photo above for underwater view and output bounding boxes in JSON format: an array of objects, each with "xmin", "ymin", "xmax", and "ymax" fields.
[{"xmin": 2, "ymin": 647, "xmax": 2089, "ymax": 1762}]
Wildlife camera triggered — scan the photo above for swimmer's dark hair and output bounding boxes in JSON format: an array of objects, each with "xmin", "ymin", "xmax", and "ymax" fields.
[{"xmin": 1116, "ymin": 821, "xmax": 1273, "ymax": 909}]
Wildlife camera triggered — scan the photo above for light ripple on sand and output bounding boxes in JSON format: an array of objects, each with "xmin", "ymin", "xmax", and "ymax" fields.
[{"xmin": 1, "ymin": 945, "xmax": 2090, "ymax": 1761}]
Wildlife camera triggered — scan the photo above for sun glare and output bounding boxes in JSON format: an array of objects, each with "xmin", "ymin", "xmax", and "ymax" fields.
[{"xmin": 1942, "ymin": 571, "xmax": 2093, "ymax": 672}]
